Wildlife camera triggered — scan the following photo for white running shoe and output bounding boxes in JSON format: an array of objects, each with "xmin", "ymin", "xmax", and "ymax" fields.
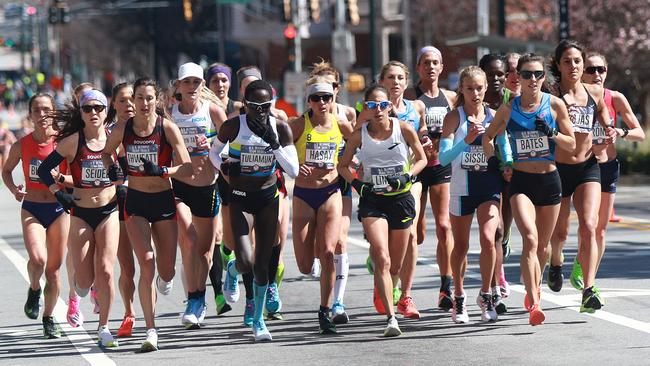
[
  {"xmin": 224, "ymin": 260, "xmax": 240, "ymax": 303},
  {"xmin": 156, "ymin": 275, "xmax": 173, "ymax": 296},
  {"xmin": 253, "ymin": 320, "xmax": 272, "ymax": 342},
  {"xmin": 97, "ymin": 326, "xmax": 119, "ymax": 348},
  {"xmin": 196, "ymin": 298, "xmax": 207, "ymax": 324},
  {"xmin": 140, "ymin": 328, "xmax": 159, "ymax": 352},
  {"xmin": 451, "ymin": 294, "xmax": 470, "ymax": 324},
  {"xmin": 310, "ymin": 258, "xmax": 321, "ymax": 279},
  {"xmin": 181, "ymin": 298, "xmax": 199, "ymax": 329},
  {"xmin": 384, "ymin": 316, "xmax": 402, "ymax": 337},
  {"xmin": 477, "ymin": 291, "xmax": 498, "ymax": 322}
]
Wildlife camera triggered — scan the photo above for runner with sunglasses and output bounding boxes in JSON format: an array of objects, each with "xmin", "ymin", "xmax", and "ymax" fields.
[
  {"xmin": 483, "ymin": 53, "xmax": 575, "ymax": 325},
  {"xmin": 308, "ymin": 61, "xmax": 357, "ymax": 323},
  {"xmin": 439, "ymin": 66, "xmax": 508, "ymax": 323},
  {"xmin": 338, "ymin": 84, "xmax": 426, "ymax": 336},
  {"xmin": 37, "ymin": 89, "xmax": 121, "ymax": 347},
  {"xmin": 208, "ymin": 79, "xmax": 298, "ymax": 341},
  {"xmin": 572, "ymin": 53, "xmax": 645, "ymax": 290},
  {"xmin": 2, "ymin": 93, "xmax": 69, "ymax": 339},
  {"xmin": 102, "ymin": 77, "xmax": 192, "ymax": 352},
  {"xmin": 548, "ymin": 41, "xmax": 616, "ymax": 313},
  {"xmin": 290, "ymin": 78, "xmax": 353, "ymax": 334},
  {"xmin": 405, "ymin": 46, "xmax": 457, "ymax": 312},
  {"xmin": 377, "ymin": 61, "xmax": 428, "ymax": 319}
]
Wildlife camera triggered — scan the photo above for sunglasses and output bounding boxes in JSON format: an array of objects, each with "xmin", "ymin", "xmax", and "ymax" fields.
[
  {"xmin": 585, "ymin": 66, "xmax": 607, "ymax": 74},
  {"xmin": 308, "ymin": 94, "xmax": 333, "ymax": 103},
  {"xmin": 364, "ymin": 101, "xmax": 391, "ymax": 110},
  {"xmin": 520, "ymin": 70, "xmax": 545, "ymax": 80},
  {"xmin": 245, "ymin": 100, "xmax": 273, "ymax": 112},
  {"xmin": 81, "ymin": 105, "xmax": 106, "ymax": 113}
]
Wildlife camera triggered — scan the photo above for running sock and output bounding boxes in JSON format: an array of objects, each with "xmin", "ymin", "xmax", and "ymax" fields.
[
  {"xmin": 188, "ymin": 291, "xmax": 201, "ymax": 299},
  {"xmin": 228, "ymin": 259, "xmax": 240, "ymax": 278},
  {"xmin": 74, "ymin": 283, "xmax": 90, "ymax": 298},
  {"xmin": 319, "ymin": 305, "xmax": 330, "ymax": 314},
  {"xmin": 276, "ymin": 263, "xmax": 285, "ymax": 288},
  {"xmin": 243, "ymin": 272, "xmax": 254, "ymax": 300},
  {"xmin": 440, "ymin": 275, "xmax": 452, "ymax": 294},
  {"xmin": 267, "ymin": 245, "xmax": 281, "ymax": 284},
  {"xmin": 253, "ymin": 283, "xmax": 268, "ymax": 323},
  {"xmin": 333, "ymin": 253, "xmax": 349, "ymax": 304},
  {"xmin": 499, "ymin": 265, "xmax": 507, "ymax": 284},
  {"xmin": 209, "ymin": 244, "xmax": 224, "ymax": 296}
]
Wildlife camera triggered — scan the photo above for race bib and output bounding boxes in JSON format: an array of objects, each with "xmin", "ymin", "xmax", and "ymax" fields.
[
  {"xmin": 28, "ymin": 158, "xmax": 42, "ymax": 183},
  {"xmin": 305, "ymin": 142, "xmax": 337, "ymax": 169},
  {"xmin": 569, "ymin": 105, "xmax": 595, "ymax": 134},
  {"xmin": 126, "ymin": 144, "xmax": 159, "ymax": 173},
  {"xmin": 81, "ymin": 160, "xmax": 110, "ymax": 187},
  {"xmin": 592, "ymin": 123, "xmax": 607, "ymax": 145},
  {"xmin": 370, "ymin": 165, "xmax": 402, "ymax": 194},
  {"xmin": 179, "ymin": 125, "xmax": 207, "ymax": 154},
  {"xmin": 461, "ymin": 145, "xmax": 488, "ymax": 171},
  {"xmin": 240, "ymin": 145, "xmax": 275, "ymax": 174},
  {"xmin": 513, "ymin": 130, "xmax": 550, "ymax": 159},
  {"xmin": 424, "ymin": 107, "xmax": 447, "ymax": 135}
]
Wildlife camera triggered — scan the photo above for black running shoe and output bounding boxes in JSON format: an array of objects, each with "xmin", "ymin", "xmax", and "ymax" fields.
[
  {"xmin": 580, "ymin": 287, "xmax": 603, "ymax": 314},
  {"xmin": 318, "ymin": 311, "xmax": 337, "ymax": 334},
  {"xmin": 24, "ymin": 287, "xmax": 41, "ymax": 320},
  {"xmin": 547, "ymin": 265, "xmax": 563, "ymax": 292},
  {"xmin": 42, "ymin": 316, "xmax": 61, "ymax": 339},
  {"xmin": 438, "ymin": 290, "xmax": 453, "ymax": 311}
]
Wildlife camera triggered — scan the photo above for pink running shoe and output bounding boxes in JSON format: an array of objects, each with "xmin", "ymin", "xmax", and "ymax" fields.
[
  {"xmin": 66, "ymin": 296, "xmax": 84, "ymax": 328},
  {"xmin": 90, "ymin": 287, "xmax": 100, "ymax": 314}
]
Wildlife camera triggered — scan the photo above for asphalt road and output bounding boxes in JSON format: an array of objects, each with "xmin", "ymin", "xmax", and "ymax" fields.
[{"xmin": 1, "ymin": 182, "xmax": 650, "ymax": 366}]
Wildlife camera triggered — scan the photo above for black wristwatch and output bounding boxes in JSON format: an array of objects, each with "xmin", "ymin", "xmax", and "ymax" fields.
[{"xmin": 621, "ymin": 126, "xmax": 629, "ymax": 138}]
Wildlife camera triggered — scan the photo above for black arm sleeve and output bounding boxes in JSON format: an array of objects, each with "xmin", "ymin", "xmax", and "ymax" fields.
[
  {"xmin": 37, "ymin": 150, "xmax": 65, "ymax": 187},
  {"xmin": 117, "ymin": 156, "xmax": 128, "ymax": 177}
]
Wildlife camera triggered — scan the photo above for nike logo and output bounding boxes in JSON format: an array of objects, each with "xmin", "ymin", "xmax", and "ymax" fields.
[
  {"xmin": 388, "ymin": 142, "xmax": 401, "ymax": 150},
  {"xmin": 401, "ymin": 217, "xmax": 414, "ymax": 223},
  {"xmin": 161, "ymin": 212, "xmax": 175, "ymax": 218},
  {"xmin": 55, "ymin": 207, "xmax": 64, "ymax": 213},
  {"xmin": 329, "ymin": 136, "xmax": 337, "ymax": 141},
  {"xmin": 444, "ymin": 175, "xmax": 451, "ymax": 179}
]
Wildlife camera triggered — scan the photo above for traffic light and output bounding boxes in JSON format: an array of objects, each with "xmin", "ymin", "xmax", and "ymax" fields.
[
  {"xmin": 26, "ymin": 6, "xmax": 37, "ymax": 16},
  {"xmin": 183, "ymin": 0, "xmax": 192, "ymax": 22},
  {"xmin": 346, "ymin": 0, "xmax": 359, "ymax": 25},
  {"xmin": 49, "ymin": 6, "xmax": 59, "ymax": 24},
  {"xmin": 60, "ymin": 5, "xmax": 70, "ymax": 23},
  {"xmin": 284, "ymin": 24, "xmax": 296, "ymax": 63},
  {"xmin": 309, "ymin": 0, "xmax": 320, "ymax": 22}
]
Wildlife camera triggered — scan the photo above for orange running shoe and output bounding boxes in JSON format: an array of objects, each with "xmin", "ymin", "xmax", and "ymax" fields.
[
  {"xmin": 397, "ymin": 296, "xmax": 421, "ymax": 319},
  {"xmin": 529, "ymin": 304, "xmax": 545, "ymax": 326},
  {"xmin": 373, "ymin": 287, "xmax": 386, "ymax": 315},
  {"xmin": 524, "ymin": 287, "xmax": 541, "ymax": 311},
  {"xmin": 116, "ymin": 315, "xmax": 135, "ymax": 338}
]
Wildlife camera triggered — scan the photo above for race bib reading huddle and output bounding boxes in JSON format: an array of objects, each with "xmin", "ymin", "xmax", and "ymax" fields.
[
  {"xmin": 305, "ymin": 142, "xmax": 336, "ymax": 168},
  {"xmin": 126, "ymin": 144, "xmax": 159, "ymax": 172},
  {"xmin": 240, "ymin": 145, "xmax": 274, "ymax": 174},
  {"xmin": 370, "ymin": 165, "xmax": 402, "ymax": 194},
  {"xmin": 513, "ymin": 130, "xmax": 550, "ymax": 160},
  {"xmin": 461, "ymin": 145, "xmax": 488, "ymax": 171}
]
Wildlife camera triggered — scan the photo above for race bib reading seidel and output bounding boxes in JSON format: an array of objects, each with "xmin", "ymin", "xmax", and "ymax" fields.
[{"xmin": 80, "ymin": 159, "xmax": 110, "ymax": 187}]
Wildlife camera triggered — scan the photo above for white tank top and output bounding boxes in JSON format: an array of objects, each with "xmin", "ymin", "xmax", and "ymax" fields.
[
  {"xmin": 228, "ymin": 114, "xmax": 278, "ymax": 177},
  {"xmin": 172, "ymin": 102, "xmax": 214, "ymax": 156},
  {"xmin": 357, "ymin": 118, "xmax": 411, "ymax": 195}
]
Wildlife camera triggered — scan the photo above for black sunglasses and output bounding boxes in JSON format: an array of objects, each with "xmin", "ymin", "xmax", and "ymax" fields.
[
  {"xmin": 81, "ymin": 105, "xmax": 106, "ymax": 113},
  {"xmin": 585, "ymin": 66, "xmax": 607, "ymax": 74},
  {"xmin": 520, "ymin": 70, "xmax": 545, "ymax": 80},
  {"xmin": 308, "ymin": 94, "xmax": 333, "ymax": 103},
  {"xmin": 245, "ymin": 100, "xmax": 273, "ymax": 112}
]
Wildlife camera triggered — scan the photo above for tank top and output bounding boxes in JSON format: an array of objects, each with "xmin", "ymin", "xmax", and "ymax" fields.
[
  {"xmin": 172, "ymin": 102, "xmax": 214, "ymax": 157},
  {"xmin": 395, "ymin": 99, "xmax": 421, "ymax": 131},
  {"xmin": 70, "ymin": 131, "xmax": 114, "ymax": 188},
  {"xmin": 593, "ymin": 88, "xmax": 617, "ymax": 145},
  {"xmin": 357, "ymin": 118, "xmax": 411, "ymax": 196},
  {"xmin": 334, "ymin": 102, "xmax": 348, "ymax": 158},
  {"xmin": 122, "ymin": 116, "xmax": 173, "ymax": 177},
  {"xmin": 295, "ymin": 112, "xmax": 342, "ymax": 169},
  {"xmin": 21, "ymin": 133, "xmax": 62, "ymax": 190},
  {"xmin": 228, "ymin": 114, "xmax": 278, "ymax": 177},
  {"xmin": 564, "ymin": 84, "xmax": 597, "ymax": 134},
  {"xmin": 418, "ymin": 90, "xmax": 451, "ymax": 138},
  {"xmin": 450, "ymin": 106, "xmax": 500, "ymax": 196},
  {"xmin": 507, "ymin": 93, "xmax": 557, "ymax": 163}
]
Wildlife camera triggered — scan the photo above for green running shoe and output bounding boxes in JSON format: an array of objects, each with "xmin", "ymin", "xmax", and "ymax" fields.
[
  {"xmin": 24, "ymin": 287, "xmax": 41, "ymax": 320},
  {"xmin": 570, "ymin": 257, "xmax": 584, "ymax": 291},
  {"xmin": 42, "ymin": 316, "xmax": 61, "ymax": 339},
  {"xmin": 593, "ymin": 286, "xmax": 605, "ymax": 307},
  {"xmin": 215, "ymin": 294, "xmax": 232, "ymax": 315},
  {"xmin": 365, "ymin": 255, "xmax": 374, "ymax": 275},
  {"xmin": 392, "ymin": 287, "xmax": 402, "ymax": 306},
  {"xmin": 275, "ymin": 263, "xmax": 285, "ymax": 288},
  {"xmin": 220, "ymin": 244, "xmax": 235, "ymax": 269},
  {"xmin": 580, "ymin": 287, "xmax": 603, "ymax": 314}
]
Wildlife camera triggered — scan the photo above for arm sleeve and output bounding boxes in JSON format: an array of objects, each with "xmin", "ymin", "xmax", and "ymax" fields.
[
  {"xmin": 117, "ymin": 156, "xmax": 128, "ymax": 176},
  {"xmin": 37, "ymin": 150, "xmax": 65, "ymax": 187},
  {"xmin": 439, "ymin": 137, "xmax": 468, "ymax": 167},
  {"xmin": 496, "ymin": 131, "xmax": 513, "ymax": 165},
  {"xmin": 273, "ymin": 145, "xmax": 299, "ymax": 179},
  {"xmin": 208, "ymin": 138, "xmax": 227, "ymax": 171}
]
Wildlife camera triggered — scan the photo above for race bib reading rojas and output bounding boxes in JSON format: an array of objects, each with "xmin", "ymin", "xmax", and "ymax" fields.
[
  {"xmin": 461, "ymin": 145, "xmax": 488, "ymax": 171},
  {"xmin": 179, "ymin": 125, "xmax": 207, "ymax": 153},
  {"xmin": 425, "ymin": 107, "xmax": 447, "ymax": 135},
  {"xmin": 370, "ymin": 165, "xmax": 402, "ymax": 194},
  {"xmin": 81, "ymin": 160, "xmax": 110, "ymax": 187},
  {"xmin": 240, "ymin": 145, "xmax": 274, "ymax": 174},
  {"xmin": 514, "ymin": 130, "xmax": 550, "ymax": 159},
  {"xmin": 126, "ymin": 144, "xmax": 159, "ymax": 173},
  {"xmin": 569, "ymin": 105, "xmax": 595, "ymax": 134},
  {"xmin": 305, "ymin": 142, "xmax": 336, "ymax": 169}
]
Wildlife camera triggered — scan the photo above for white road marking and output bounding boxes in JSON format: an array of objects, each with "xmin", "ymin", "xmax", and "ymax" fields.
[{"xmin": 0, "ymin": 237, "xmax": 116, "ymax": 366}]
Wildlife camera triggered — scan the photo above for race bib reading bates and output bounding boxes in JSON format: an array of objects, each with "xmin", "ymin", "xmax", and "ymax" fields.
[
  {"xmin": 370, "ymin": 165, "xmax": 402, "ymax": 194},
  {"xmin": 305, "ymin": 142, "xmax": 336, "ymax": 168},
  {"xmin": 514, "ymin": 130, "xmax": 550, "ymax": 159},
  {"xmin": 569, "ymin": 105, "xmax": 595, "ymax": 134},
  {"xmin": 240, "ymin": 145, "xmax": 274, "ymax": 174},
  {"xmin": 425, "ymin": 107, "xmax": 447, "ymax": 135},
  {"xmin": 126, "ymin": 144, "xmax": 159, "ymax": 173},
  {"xmin": 81, "ymin": 159, "xmax": 110, "ymax": 187},
  {"xmin": 461, "ymin": 145, "xmax": 488, "ymax": 171},
  {"xmin": 592, "ymin": 123, "xmax": 607, "ymax": 145},
  {"xmin": 29, "ymin": 158, "xmax": 42, "ymax": 183},
  {"xmin": 179, "ymin": 125, "xmax": 207, "ymax": 153}
]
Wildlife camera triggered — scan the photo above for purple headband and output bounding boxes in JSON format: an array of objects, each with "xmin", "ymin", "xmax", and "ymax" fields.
[
  {"xmin": 80, "ymin": 89, "xmax": 108, "ymax": 107},
  {"xmin": 207, "ymin": 65, "xmax": 231, "ymax": 83}
]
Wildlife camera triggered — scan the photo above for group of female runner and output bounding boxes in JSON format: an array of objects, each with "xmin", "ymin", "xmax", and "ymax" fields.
[{"xmin": 3, "ymin": 39, "xmax": 644, "ymax": 350}]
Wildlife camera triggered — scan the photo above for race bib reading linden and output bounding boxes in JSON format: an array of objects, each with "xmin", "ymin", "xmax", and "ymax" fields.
[
  {"xmin": 513, "ymin": 130, "xmax": 550, "ymax": 159},
  {"xmin": 461, "ymin": 145, "xmax": 488, "ymax": 171},
  {"xmin": 370, "ymin": 165, "xmax": 402, "ymax": 194},
  {"xmin": 240, "ymin": 145, "xmax": 274, "ymax": 174},
  {"xmin": 81, "ymin": 160, "xmax": 110, "ymax": 187},
  {"xmin": 305, "ymin": 142, "xmax": 336, "ymax": 169},
  {"xmin": 126, "ymin": 144, "xmax": 159, "ymax": 173}
]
